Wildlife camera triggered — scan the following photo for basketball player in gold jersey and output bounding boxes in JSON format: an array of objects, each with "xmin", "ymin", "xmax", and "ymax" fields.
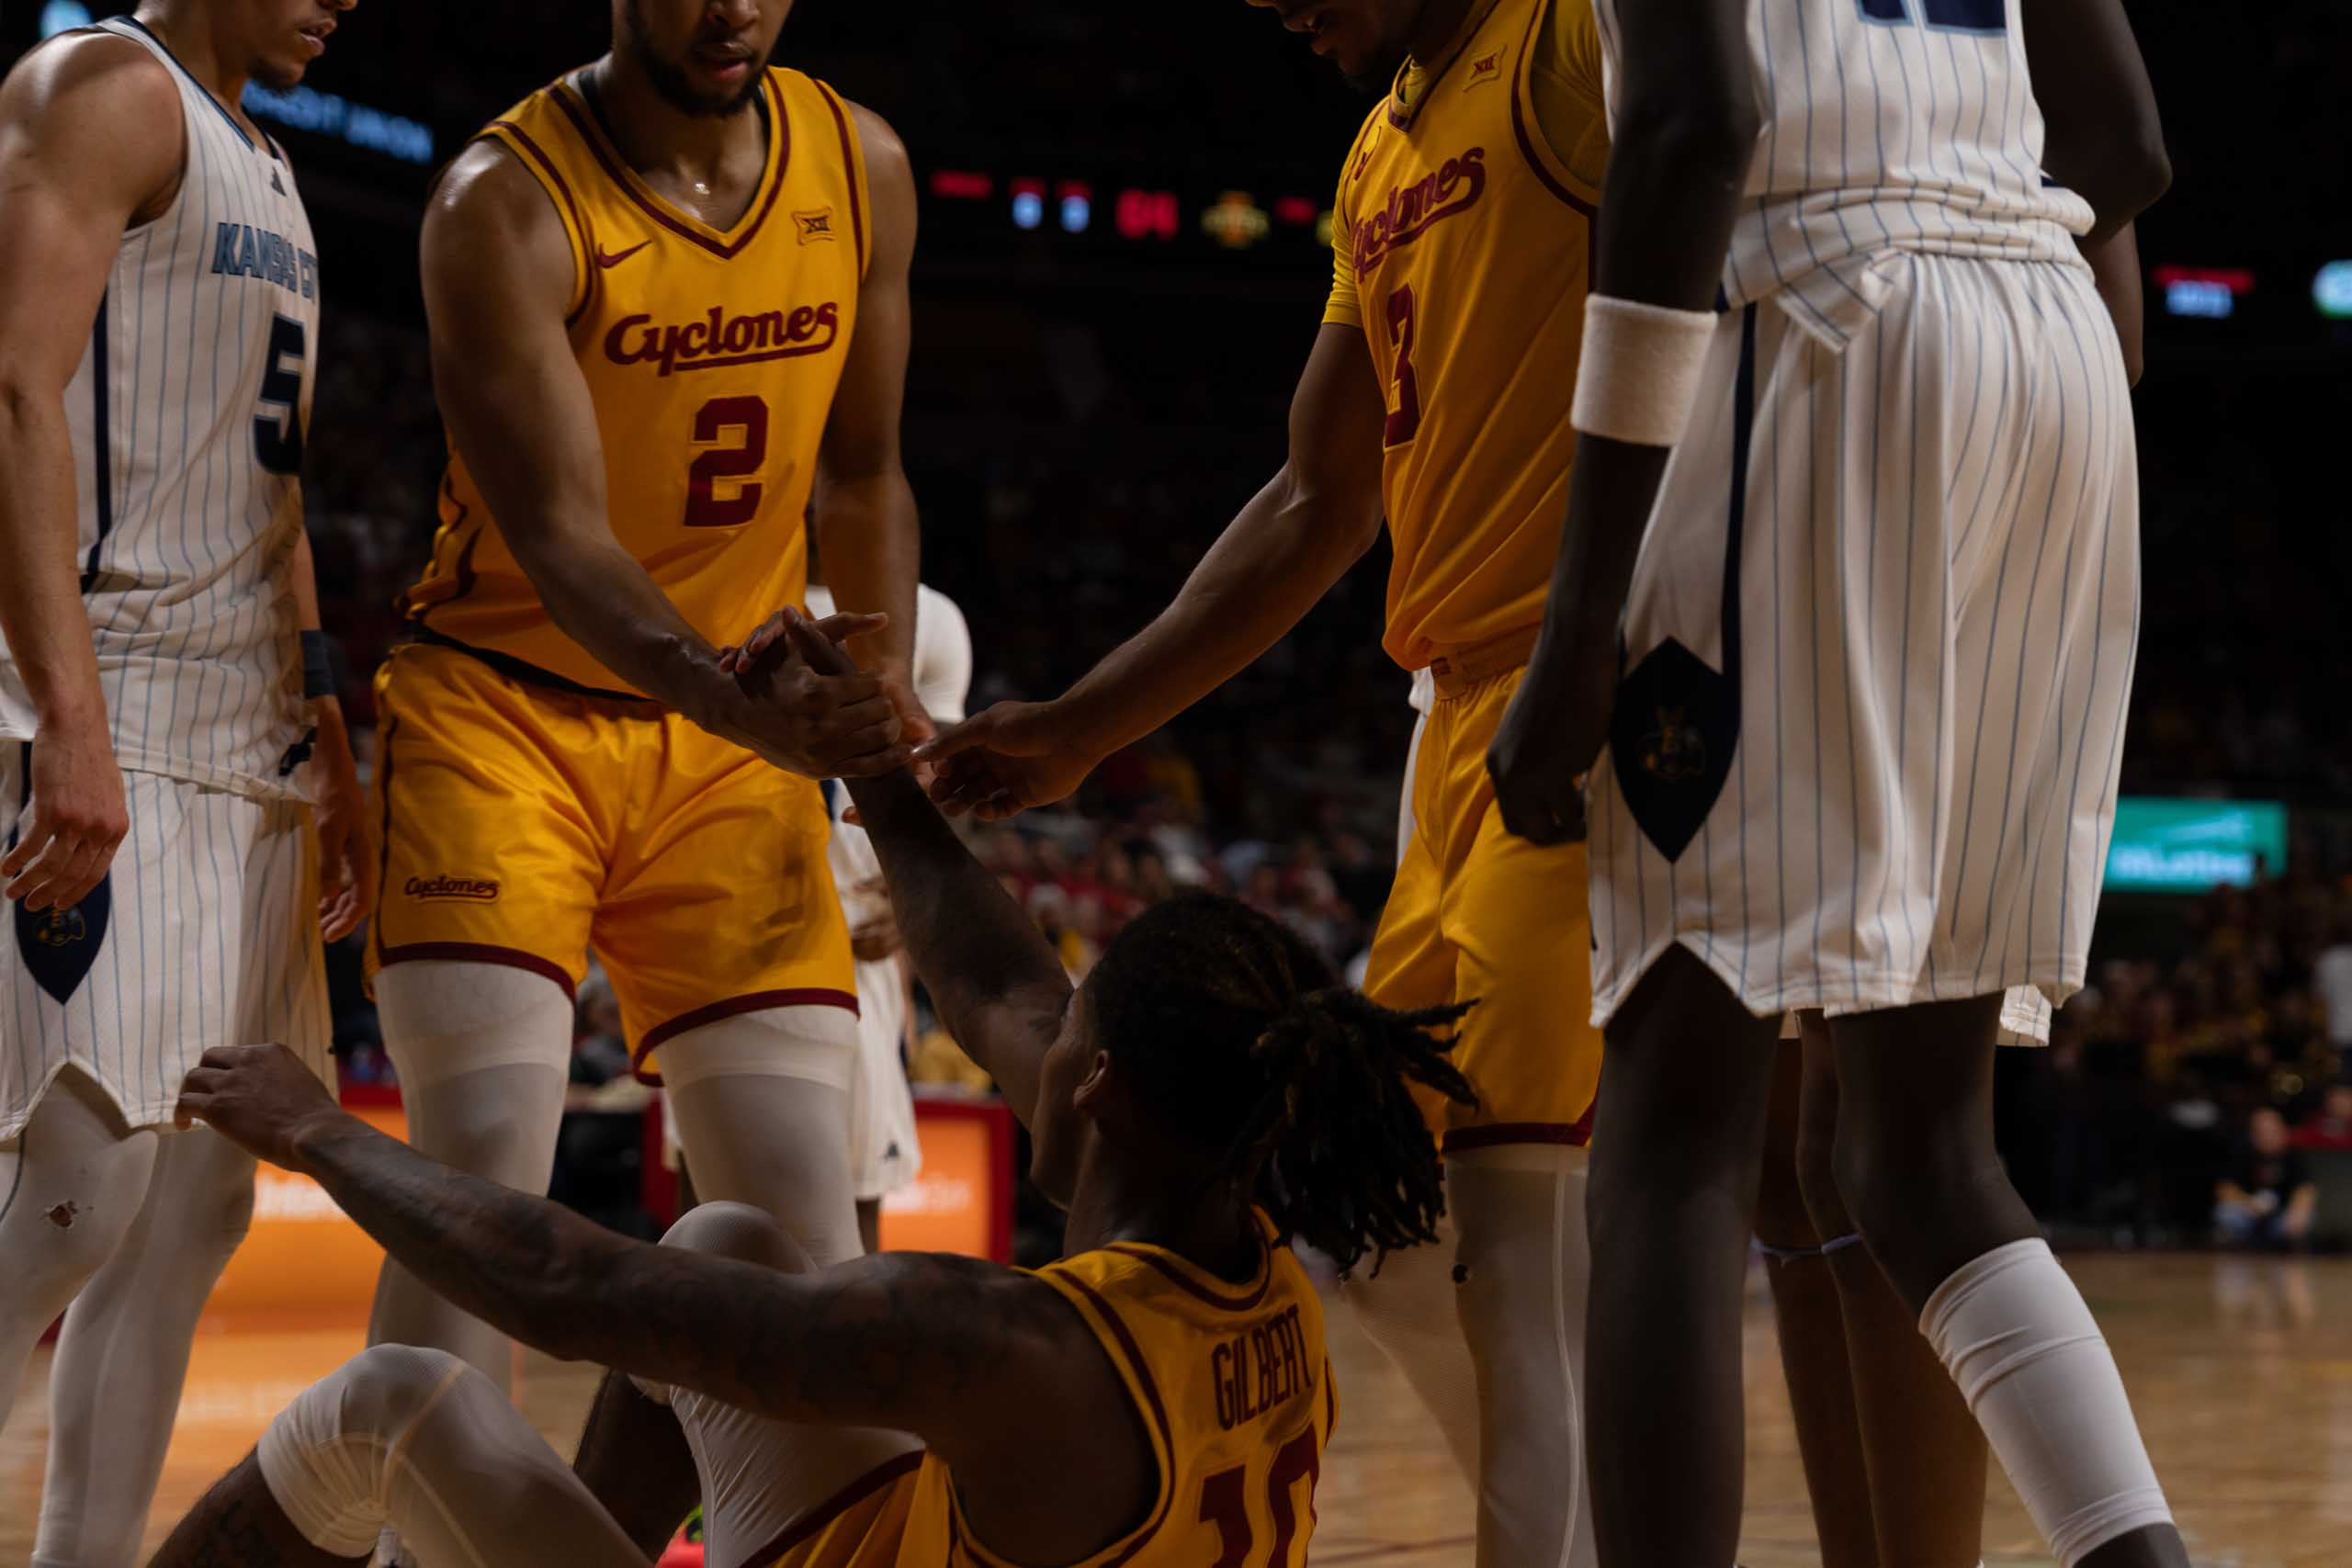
[
  {"xmin": 150, "ymin": 612, "xmax": 1475, "ymax": 1568},
  {"xmin": 361, "ymin": 0, "xmax": 923, "ymax": 1426},
  {"xmin": 918, "ymin": 2, "xmax": 1606, "ymax": 1562}
]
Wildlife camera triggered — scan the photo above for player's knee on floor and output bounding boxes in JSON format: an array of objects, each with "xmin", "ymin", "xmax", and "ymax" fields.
[
  {"xmin": 257, "ymin": 1346, "xmax": 474, "ymax": 1558},
  {"xmin": 660, "ymin": 1199, "xmax": 808, "ymax": 1272}
]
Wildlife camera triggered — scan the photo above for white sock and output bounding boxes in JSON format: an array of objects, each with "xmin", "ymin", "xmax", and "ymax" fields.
[{"xmin": 1921, "ymin": 1239, "xmax": 2173, "ymax": 1567}]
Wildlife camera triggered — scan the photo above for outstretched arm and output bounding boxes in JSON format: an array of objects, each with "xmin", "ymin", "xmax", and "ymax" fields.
[
  {"xmin": 917, "ymin": 321, "xmax": 1389, "ymax": 819},
  {"xmin": 1487, "ymin": 0, "xmax": 1758, "ymax": 843},
  {"xmin": 175, "ymin": 1049, "xmax": 1098, "ymax": 1446}
]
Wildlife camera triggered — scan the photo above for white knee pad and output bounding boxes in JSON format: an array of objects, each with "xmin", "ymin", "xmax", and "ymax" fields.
[
  {"xmin": 1923, "ymin": 1239, "xmax": 2173, "ymax": 1567},
  {"xmin": 257, "ymin": 1346, "xmax": 473, "ymax": 1559},
  {"xmin": 1341, "ymin": 1208, "xmax": 1480, "ymax": 1486}
]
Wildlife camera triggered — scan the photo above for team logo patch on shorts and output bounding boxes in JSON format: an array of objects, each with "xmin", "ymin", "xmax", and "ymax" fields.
[
  {"xmin": 15, "ymin": 876, "xmax": 109, "ymax": 1004},
  {"xmin": 404, "ymin": 874, "xmax": 501, "ymax": 902},
  {"xmin": 794, "ymin": 208, "xmax": 837, "ymax": 243},
  {"xmin": 1611, "ymin": 638, "xmax": 1737, "ymax": 864}
]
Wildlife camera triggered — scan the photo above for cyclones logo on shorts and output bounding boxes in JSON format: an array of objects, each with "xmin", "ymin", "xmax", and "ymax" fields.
[{"xmin": 404, "ymin": 874, "xmax": 501, "ymax": 902}]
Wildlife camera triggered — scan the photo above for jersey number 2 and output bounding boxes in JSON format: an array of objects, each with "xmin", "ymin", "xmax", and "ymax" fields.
[
  {"xmin": 254, "ymin": 314, "xmax": 306, "ymax": 476},
  {"xmin": 684, "ymin": 395, "xmax": 770, "ymax": 526},
  {"xmin": 1198, "ymin": 1427, "xmax": 1321, "ymax": 1568},
  {"xmin": 1383, "ymin": 286, "xmax": 1421, "ymax": 448}
]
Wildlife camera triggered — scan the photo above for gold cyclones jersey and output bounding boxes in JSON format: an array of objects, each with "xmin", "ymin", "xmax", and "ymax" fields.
[{"xmin": 1325, "ymin": 0, "xmax": 1609, "ymax": 672}]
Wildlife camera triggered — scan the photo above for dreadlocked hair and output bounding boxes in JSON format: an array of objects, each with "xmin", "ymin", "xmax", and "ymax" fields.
[{"xmin": 1084, "ymin": 892, "xmax": 1477, "ymax": 1272}]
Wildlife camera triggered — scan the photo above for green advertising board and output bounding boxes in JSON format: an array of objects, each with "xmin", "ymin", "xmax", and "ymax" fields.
[{"xmin": 2104, "ymin": 797, "xmax": 2289, "ymax": 893}]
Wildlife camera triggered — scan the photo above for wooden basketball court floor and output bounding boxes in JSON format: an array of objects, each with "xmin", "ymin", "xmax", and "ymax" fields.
[{"xmin": 5, "ymin": 1253, "xmax": 2347, "ymax": 1565}]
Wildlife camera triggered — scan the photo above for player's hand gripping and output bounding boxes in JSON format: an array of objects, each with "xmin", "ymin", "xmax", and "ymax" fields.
[
  {"xmin": 1487, "ymin": 612, "xmax": 1617, "ymax": 846},
  {"xmin": 912, "ymin": 704, "xmax": 1101, "ymax": 822},
  {"xmin": 711, "ymin": 609, "xmax": 918, "ymax": 779},
  {"xmin": 308, "ymin": 708, "xmax": 375, "ymax": 942},
  {"xmin": 1, "ymin": 715, "xmax": 129, "ymax": 913},
  {"xmin": 175, "ymin": 1043, "xmax": 347, "ymax": 1172}
]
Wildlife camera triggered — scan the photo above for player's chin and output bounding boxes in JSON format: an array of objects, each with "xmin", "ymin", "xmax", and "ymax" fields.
[{"xmin": 254, "ymin": 53, "xmax": 309, "ymax": 91}]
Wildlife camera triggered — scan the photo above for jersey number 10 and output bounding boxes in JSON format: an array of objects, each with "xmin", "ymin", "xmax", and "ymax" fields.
[{"xmin": 1197, "ymin": 1427, "xmax": 1320, "ymax": 1567}]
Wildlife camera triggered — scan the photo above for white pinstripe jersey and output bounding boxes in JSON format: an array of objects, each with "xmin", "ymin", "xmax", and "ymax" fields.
[
  {"xmin": 1592, "ymin": 0, "xmax": 2096, "ymax": 347},
  {"xmin": 0, "ymin": 17, "xmax": 321, "ymax": 801}
]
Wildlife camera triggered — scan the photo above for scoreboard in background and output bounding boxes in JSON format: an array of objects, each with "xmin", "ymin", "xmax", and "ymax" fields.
[{"xmin": 2104, "ymin": 797, "xmax": 2290, "ymax": 894}]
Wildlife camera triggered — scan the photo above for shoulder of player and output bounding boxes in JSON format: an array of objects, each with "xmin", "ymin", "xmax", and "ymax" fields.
[
  {"xmin": 834, "ymin": 92, "xmax": 915, "ymax": 220},
  {"xmin": 421, "ymin": 139, "xmax": 573, "ymax": 299},
  {"xmin": 0, "ymin": 29, "xmax": 183, "ymax": 190}
]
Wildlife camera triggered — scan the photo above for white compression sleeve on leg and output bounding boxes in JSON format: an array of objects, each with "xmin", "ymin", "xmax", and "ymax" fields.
[
  {"xmin": 35, "ymin": 1123, "xmax": 258, "ymax": 1568},
  {"xmin": 258, "ymin": 1346, "xmax": 646, "ymax": 1568},
  {"xmin": 1340, "ymin": 1202, "xmax": 1480, "ymax": 1487},
  {"xmin": 370, "ymin": 962, "xmax": 573, "ymax": 1393},
  {"xmin": 1922, "ymin": 1239, "xmax": 2173, "ymax": 1567},
  {"xmin": 662, "ymin": 1006, "xmax": 863, "ymax": 1269},
  {"xmin": 0, "ymin": 1069, "xmax": 159, "ymax": 1434},
  {"xmin": 1448, "ymin": 1145, "xmax": 1598, "ymax": 1568}
]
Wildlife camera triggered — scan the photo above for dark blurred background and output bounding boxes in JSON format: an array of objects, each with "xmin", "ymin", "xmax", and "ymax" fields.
[{"xmin": 8, "ymin": 1, "xmax": 2352, "ymax": 1252}]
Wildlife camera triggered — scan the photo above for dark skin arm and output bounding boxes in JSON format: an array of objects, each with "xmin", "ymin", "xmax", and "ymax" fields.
[
  {"xmin": 419, "ymin": 143, "xmax": 911, "ymax": 780},
  {"xmin": 727, "ymin": 608, "xmax": 1075, "ymax": 1125},
  {"xmin": 813, "ymin": 104, "xmax": 926, "ymax": 737},
  {"xmin": 1487, "ymin": 0, "xmax": 1759, "ymax": 843},
  {"xmin": 2081, "ymin": 222, "xmax": 2145, "ymax": 386},
  {"xmin": 913, "ymin": 321, "xmax": 1389, "ymax": 820},
  {"xmin": 2019, "ymin": 0, "xmax": 2169, "ymax": 244},
  {"xmin": 175, "ymin": 1046, "xmax": 1149, "ymax": 1564}
]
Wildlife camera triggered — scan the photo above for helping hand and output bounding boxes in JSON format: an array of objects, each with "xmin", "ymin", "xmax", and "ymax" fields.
[
  {"xmin": 914, "ymin": 702, "xmax": 1100, "ymax": 822},
  {"xmin": 174, "ymin": 1043, "xmax": 347, "ymax": 1172},
  {"xmin": 714, "ymin": 609, "xmax": 918, "ymax": 779}
]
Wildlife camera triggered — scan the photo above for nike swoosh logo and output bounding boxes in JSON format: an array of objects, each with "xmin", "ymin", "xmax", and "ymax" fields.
[{"xmin": 596, "ymin": 240, "xmax": 652, "ymax": 269}]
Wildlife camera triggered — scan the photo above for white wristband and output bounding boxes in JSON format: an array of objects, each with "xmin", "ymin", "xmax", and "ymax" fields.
[{"xmin": 1569, "ymin": 294, "xmax": 1721, "ymax": 448}]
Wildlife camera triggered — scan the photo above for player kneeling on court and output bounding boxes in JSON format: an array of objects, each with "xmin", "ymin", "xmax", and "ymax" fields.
[{"xmin": 152, "ymin": 609, "xmax": 1473, "ymax": 1568}]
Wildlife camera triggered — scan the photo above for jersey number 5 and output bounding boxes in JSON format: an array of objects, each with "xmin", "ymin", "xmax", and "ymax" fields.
[
  {"xmin": 684, "ymin": 395, "xmax": 771, "ymax": 526},
  {"xmin": 254, "ymin": 314, "xmax": 306, "ymax": 476},
  {"xmin": 1198, "ymin": 1427, "xmax": 1321, "ymax": 1568},
  {"xmin": 1383, "ymin": 286, "xmax": 1421, "ymax": 448}
]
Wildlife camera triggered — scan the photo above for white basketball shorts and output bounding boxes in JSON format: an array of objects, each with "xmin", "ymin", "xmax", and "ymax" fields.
[
  {"xmin": 3, "ymin": 745, "xmax": 330, "ymax": 1138},
  {"xmin": 1589, "ymin": 253, "xmax": 2137, "ymax": 1033}
]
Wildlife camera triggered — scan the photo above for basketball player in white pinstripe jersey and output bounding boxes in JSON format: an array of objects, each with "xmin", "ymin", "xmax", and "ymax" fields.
[
  {"xmin": 1486, "ymin": 1, "xmax": 2182, "ymax": 1566},
  {"xmin": 0, "ymin": 3, "xmax": 367, "ymax": 1561}
]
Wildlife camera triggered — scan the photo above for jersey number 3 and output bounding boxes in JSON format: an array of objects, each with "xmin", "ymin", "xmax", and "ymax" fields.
[
  {"xmin": 1198, "ymin": 1427, "xmax": 1320, "ymax": 1567},
  {"xmin": 684, "ymin": 395, "xmax": 771, "ymax": 526}
]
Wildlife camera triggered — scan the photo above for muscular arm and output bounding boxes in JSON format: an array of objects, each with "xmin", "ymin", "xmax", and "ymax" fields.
[
  {"xmin": 846, "ymin": 768, "xmax": 1070, "ymax": 1129},
  {"xmin": 813, "ymin": 106, "xmax": 921, "ymax": 705},
  {"xmin": 0, "ymin": 35, "xmax": 179, "ymax": 908},
  {"xmin": 420, "ymin": 146, "xmax": 901, "ymax": 779},
  {"xmin": 2021, "ymin": 0, "xmax": 2167, "ymax": 243},
  {"xmin": 1052, "ymin": 322, "xmax": 1388, "ymax": 758}
]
